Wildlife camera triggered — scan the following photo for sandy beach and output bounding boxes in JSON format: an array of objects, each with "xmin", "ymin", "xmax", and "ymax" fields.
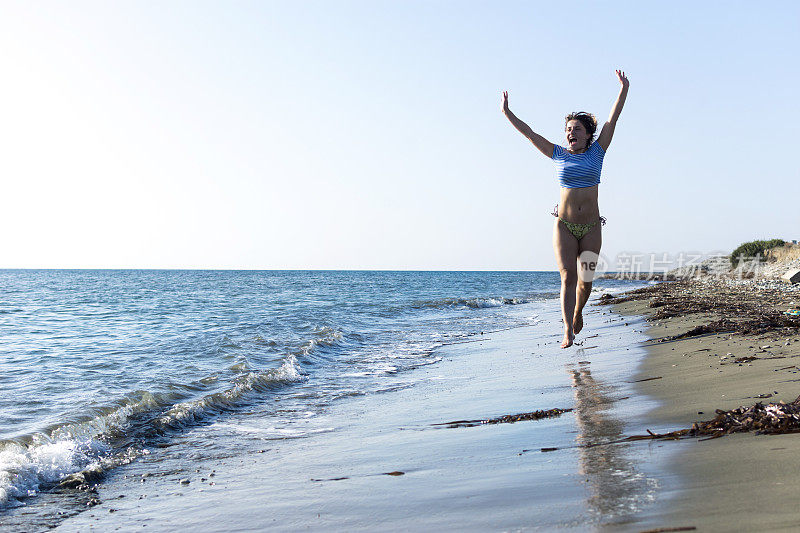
[{"xmin": 606, "ymin": 275, "xmax": 800, "ymax": 531}]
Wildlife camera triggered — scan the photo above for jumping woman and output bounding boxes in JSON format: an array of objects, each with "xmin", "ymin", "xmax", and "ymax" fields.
[{"xmin": 503, "ymin": 70, "xmax": 629, "ymax": 348}]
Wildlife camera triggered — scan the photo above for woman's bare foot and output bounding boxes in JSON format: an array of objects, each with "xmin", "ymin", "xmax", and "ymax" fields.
[
  {"xmin": 573, "ymin": 312, "xmax": 583, "ymax": 335},
  {"xmin": 561, "ymin": 329, "xmax": 575, "ymax": 348}
]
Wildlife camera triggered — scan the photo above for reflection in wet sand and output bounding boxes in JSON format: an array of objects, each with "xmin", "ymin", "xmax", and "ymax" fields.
[{"xmin": 569, "ymin": 362, "xmax": 656, "ymax": 523}]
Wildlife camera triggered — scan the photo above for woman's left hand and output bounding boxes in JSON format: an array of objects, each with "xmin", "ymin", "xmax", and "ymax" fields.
[{"xmin": 615, "ymin": 69, "xmax": 629, "ymax": 89}]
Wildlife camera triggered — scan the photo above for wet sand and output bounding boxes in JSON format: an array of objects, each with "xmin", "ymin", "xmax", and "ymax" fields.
[{"xmin": 608, "ymin": 278, "xmax": 800, "ymax": 531}]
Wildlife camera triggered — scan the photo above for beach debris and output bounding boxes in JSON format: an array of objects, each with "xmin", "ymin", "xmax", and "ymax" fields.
[
  {"xmin": 786, "ymin": 309, "xmax": 800, "ymax": 316},
  {"xmin": 432, "ymin": 407, "xmax": 572, "ymax": 429},
  {"xmin": 312, "ymin": 472, "xmax": 404, "ymax": 483},
  {"xmin": 630, "ymin": 376, "xmax": 662, "ymax": 383},
  {"xmin": 639, "ymin": 527, "xmax": 696, "ymax": 533},
  {"xmin": 597, "ymin": 292, "xmax": 636, "ymax": 304},
  {"xmin": 532, "ymin": 397, "xmax": 800, "ymax": 455},
  {"xmin": 624, "ymin": 395, "xmax": 800, "ymax": 442},
  {"xmin": 540, "ymin": 447, "xmax": 559, "ymax": 452},
  {"xmin": 179, "ymin": 478, "xmax": 190, "ymax": 485},
  {"xmin": 597, "ymin": 280, "xmax": 800, "ymax": 339}
]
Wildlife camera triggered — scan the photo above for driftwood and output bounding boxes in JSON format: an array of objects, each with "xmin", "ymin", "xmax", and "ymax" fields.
[
  {"xmin": 621, "ymin": 395, "xmax": 800, "ymax": 445},
  {"xmin": 598, "ymin": 280, "xmax": 800, "ymax": 338},
  {"xmin": 434, "ymin": 397, "xmax": 800, "ymax": 438},
  {"xmin": 526, "ymin": 397, "xmax": 800, "ymax": 455},
  {"xmin": 433, "ymin": 407, "xmax": 572, "ymax": 429},
  {"xmin": 640, "ymin": 526, "xmax": 697, "ymax": 533}
]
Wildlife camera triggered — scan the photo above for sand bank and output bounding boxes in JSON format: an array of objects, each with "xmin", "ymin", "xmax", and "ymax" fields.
[{"xmin": 607, "ymin": 278, "xmax": 800, "ymax": 532}]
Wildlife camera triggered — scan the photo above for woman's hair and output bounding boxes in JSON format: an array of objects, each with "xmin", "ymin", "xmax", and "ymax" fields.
[{"xmin": 565, "ymin": 112, "xmax": 598, "ymax": 148}]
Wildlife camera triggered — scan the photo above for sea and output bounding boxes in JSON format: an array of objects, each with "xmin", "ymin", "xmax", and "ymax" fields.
[{"xmin": 0, "ymin": 270, "xmax": 656, "ymax": 531}]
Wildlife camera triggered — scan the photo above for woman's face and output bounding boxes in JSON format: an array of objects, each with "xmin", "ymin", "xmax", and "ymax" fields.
[{"xmin": 565, "ymin": 120, "xmax": 591, "ymax": 151}]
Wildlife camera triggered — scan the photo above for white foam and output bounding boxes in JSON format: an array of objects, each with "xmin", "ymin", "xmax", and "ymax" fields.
[
  {"xmin": 298, "ymin": 327, "xmax": 344, "ymax": 357},
  {"xmin": 0, "ymin": 438, "xmax": 108, "ymax": 508},
  {"xmin": 156, "ymin": 355, "xmax": 305, "ymax": 427},
  {"xmin": 593, "ymin": 286, "xmax": 628, "ymax": 297},
  {"xmin": 473, "ymin": 298, "xmax": 505, "ymax": 308},
  {"xmin": 209, "ymin": 422, "xmax": 335, "ymax": 440}
]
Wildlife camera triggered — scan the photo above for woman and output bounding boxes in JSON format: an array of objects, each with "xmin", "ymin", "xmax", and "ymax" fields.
[{"xmin": 503, "ymin": 70, "xmax": 629, "ymax": 348}]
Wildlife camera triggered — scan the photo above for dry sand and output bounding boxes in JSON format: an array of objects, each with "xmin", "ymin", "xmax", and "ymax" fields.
[{"xmin": 608, "ymin": 280, "xmax": 800, "ymax": 532}]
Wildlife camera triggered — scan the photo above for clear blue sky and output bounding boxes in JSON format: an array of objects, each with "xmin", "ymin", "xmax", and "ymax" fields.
[{"xmin": 1, "ymin": 1, "xmax": 797, "ymax": 270}]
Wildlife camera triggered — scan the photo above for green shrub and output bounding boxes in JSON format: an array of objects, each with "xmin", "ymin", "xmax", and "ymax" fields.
[{"xmin": 730, "ymin": 239, "xmax": 785, "ymax": 265}]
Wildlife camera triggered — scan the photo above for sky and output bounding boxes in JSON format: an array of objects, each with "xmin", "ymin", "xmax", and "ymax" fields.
[{"xmin": 1, "ymin": 1, "xmax": 798, "ymax": 270}]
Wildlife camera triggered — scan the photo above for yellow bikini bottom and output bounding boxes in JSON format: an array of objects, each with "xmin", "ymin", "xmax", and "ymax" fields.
[
  {"xmin": 558, "ymin": 218, "xmax": 598, "ymax": 240},
  {"xmin": 551, "ymin": 204, "xmax": 606, "ymax": 241}
]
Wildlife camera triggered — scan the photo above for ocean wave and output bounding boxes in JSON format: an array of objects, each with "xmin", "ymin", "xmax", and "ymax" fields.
[
  {"xmin": 0, "ymin": 438, "xmax": 107, "ymax": 507},
  {"xmin": 411, "ymin": 295, "xmax": 542, "ymax": 310},
  {"xmin": 0, "ymin": 354, "xmax": 304, "ymax": 509},
  {"xmin": 593, "ymin": 286, "xmax": 635, "ymax": 297},
  {"xmin": 296, "ymin": 326, "xmax": 345, "ymax": 357},
  {"xmin": 156, "ymin": 356, "xmax": 303, "ymax": 430}
]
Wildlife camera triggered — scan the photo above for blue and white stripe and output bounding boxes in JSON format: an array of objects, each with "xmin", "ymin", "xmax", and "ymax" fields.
[{"xmin": 552, "ymin": 141, "xmax": 605, "ymax": 188}]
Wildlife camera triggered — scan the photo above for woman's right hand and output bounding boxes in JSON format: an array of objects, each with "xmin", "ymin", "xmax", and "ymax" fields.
[
  {"xmin": 615, "ymin": 70, "xmax": 629, "ymax": 90},
  {"xmin": 502, "ymin": 91, "xmax": 509, "ymax": 114}
]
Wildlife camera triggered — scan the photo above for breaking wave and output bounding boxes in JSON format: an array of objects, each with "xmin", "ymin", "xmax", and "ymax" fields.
[
  {"xmin": 0, "ymin": 353, "xmax": 307, "ymax": 509},
  {"xmin": 411, "ymin": 295, "xmax": 551, "ymax": 310}
]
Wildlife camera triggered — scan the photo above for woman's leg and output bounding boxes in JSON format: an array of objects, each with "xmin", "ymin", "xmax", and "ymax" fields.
[
  {"xmin": 573, "ymin": 224, "xmax": 602, "ymax": 335},
  {"xmin": 553, "ymin": 219, "xmax": 579, "ymax": 348}
]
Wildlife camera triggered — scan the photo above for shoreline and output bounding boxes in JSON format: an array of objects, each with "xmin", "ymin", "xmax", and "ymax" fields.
[
  {"xmin": 17, "ymin": 275, "xmax": 798, "ymax": 531},
  {"xmin": 605, "ymin": 277, "xmax": 800, "ymax": 530},
  {"xmin": 45, "ymin": 293, "xmax": 665, "ymax": 532}
]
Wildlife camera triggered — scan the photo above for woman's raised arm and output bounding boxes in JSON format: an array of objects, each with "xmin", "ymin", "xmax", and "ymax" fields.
[
  {"xmin": 502, "ymin": 91, "xmax": 555, "ymax": 158},
  {"xmin": 596, "ymin": 70, "xmax": 629, "ymax": 152}
]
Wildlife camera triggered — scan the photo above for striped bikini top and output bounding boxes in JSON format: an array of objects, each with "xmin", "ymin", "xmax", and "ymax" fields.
[{"xmin": 552, "ymin": 141, "xmax": 605, "ymax": 188}]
